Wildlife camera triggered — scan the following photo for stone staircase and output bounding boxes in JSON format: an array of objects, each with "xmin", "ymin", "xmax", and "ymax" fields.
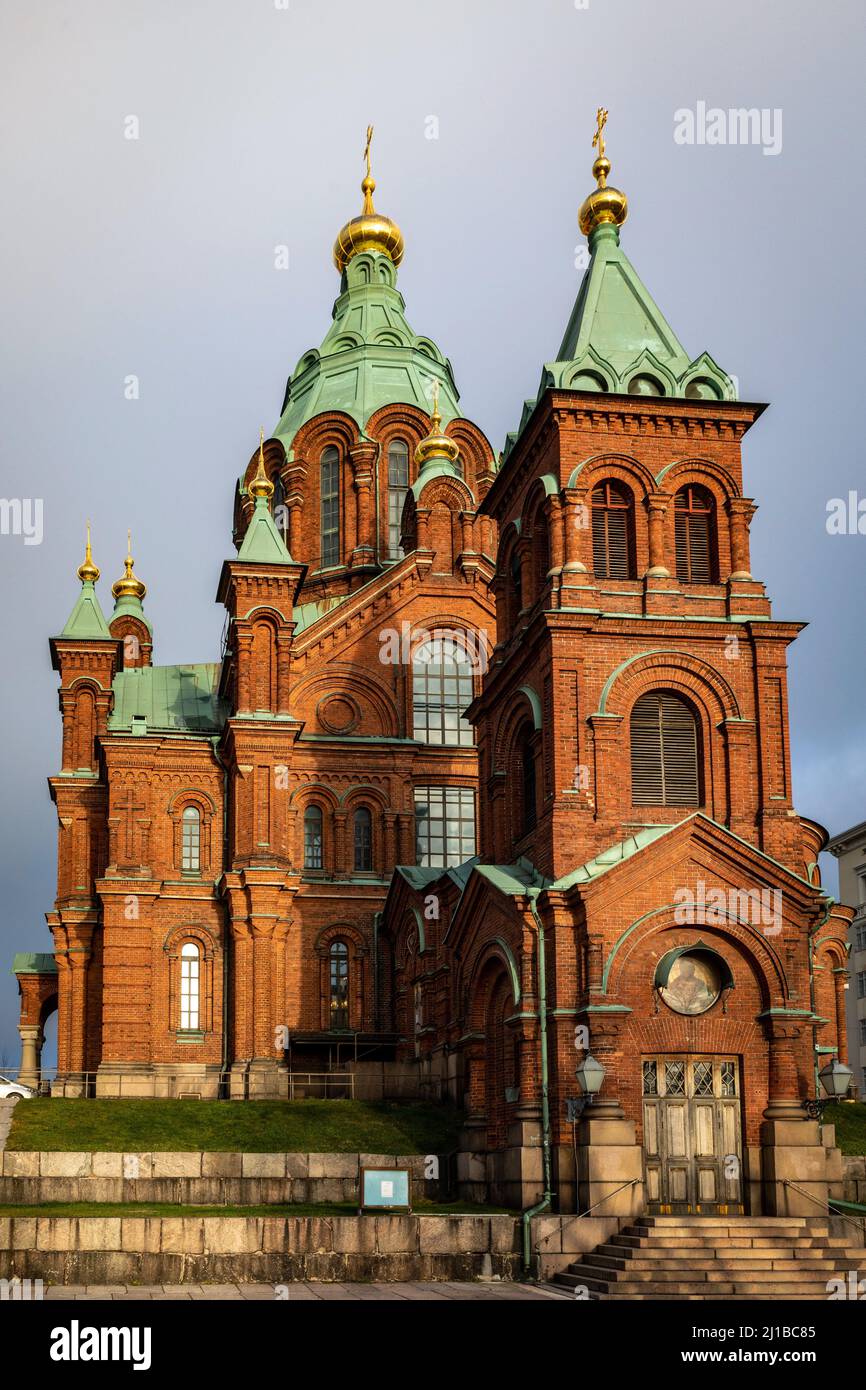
[{"xmin": 554, "ymin": 1216, "xmax": 866, "ymax": 1300}]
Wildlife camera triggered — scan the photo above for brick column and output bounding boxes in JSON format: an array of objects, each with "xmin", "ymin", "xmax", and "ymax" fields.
[
  {"xmin": 645, "ymin": 493, "xmax": 671, "ymax": 576},
  {"xmin": 349, "ymin": 441, "xmax": 378, "ymax": 565}
]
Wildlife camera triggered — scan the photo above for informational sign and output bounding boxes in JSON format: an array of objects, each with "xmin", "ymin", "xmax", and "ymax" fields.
[{"xmin": 359, "ymin": 1167, "xmax": 411, "ymax": 1212}]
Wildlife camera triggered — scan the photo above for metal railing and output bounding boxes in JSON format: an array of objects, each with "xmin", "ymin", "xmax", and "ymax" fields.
[
  {"xmin": 782, "ymin": 1178, "xmax": 866, "ymax": 1240},
  {"xmin": 7, "ymin": 1069, "xmax": 356, "ymax": 1101}
]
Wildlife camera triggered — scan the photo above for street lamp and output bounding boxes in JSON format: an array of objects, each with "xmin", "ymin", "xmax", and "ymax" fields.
[
  {"xmin": 804, "ymin": 1058, "xmax": 853, "ymax": 1119},
  {"xmin": 568, "ymin": 1054, "xmax": 606, "ymax": 1119}
]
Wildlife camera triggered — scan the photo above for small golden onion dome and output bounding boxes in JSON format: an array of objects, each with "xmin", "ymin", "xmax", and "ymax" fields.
[
  {"xmin": 578, "ymin": 108, "xmax": 628, "ymax": 236},
  {"xmin": 249, "ymin": 429, "xmax": 274, "ymax": 502},
  {"xmin": 77, "ymin": 522, "xmax": 100, "ymax": 584},
  {"xmin": 332, "ymin": 126, "xmax": 405, "ymax": 272},
  {"xmin": 112, "ymin": 530, "xmax": 146, "ymax": 601},
  {"xmin": 415, "ymin": 388, "xmax": 460, "ymax": 469}
]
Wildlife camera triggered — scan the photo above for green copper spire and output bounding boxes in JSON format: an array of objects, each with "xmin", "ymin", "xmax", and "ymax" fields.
[
  {"xmin": 236, "ymin": 435, "xmax": 294, "ymax": 565},
  {"xmin": 61, "ymin": 525, "xmax": 112, "ymax": 638},
  {"xmin": 503, "ymin": 114, "xmax": 736, "ymax": 459}
]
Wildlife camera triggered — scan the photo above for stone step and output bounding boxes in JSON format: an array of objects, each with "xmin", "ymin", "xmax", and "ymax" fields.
[
  {"xmin": 641, "ymin": 1215, "xmax": 828, "ymax": 1227},
  {"xmin": 584, "ymin": 1253, "xmax": 865, "ymax": 1273},
  {"xmin": 623, "ymin": 1223, "xmax": 832, "ymax": 1239},
  {"xmin": 593, "ymin": 1292, "xmax": 836, "ymax": 1301},
  {"xmin": 567, "ymin": 1264, "xmax": 851, "ymax": 1285},
  {"xmin": 561, "ymin": 1276, "xmax": 843, "ymax": 1297},
  {"xmin": 611, "ymin": 1234, "xmax": 854, "ymax": 1250}
]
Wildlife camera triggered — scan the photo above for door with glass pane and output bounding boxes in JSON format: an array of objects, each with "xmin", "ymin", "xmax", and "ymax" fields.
[{"xmin": 642, "ymin": 1056, "xmax": 743, "ymax": 1213}]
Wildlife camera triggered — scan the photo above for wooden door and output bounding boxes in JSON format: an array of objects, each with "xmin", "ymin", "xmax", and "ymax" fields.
[{"xmin": 642, "ymin": 1056, "xmax": 743, "ymax": 1213}]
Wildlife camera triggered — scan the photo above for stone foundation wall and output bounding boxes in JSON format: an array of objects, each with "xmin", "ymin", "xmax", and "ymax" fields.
[
  {"xmin": 0, "ymin": 1214, "xmax": 521, "ymax": 1285},
  {"xmin": 0, "ymin": 1151, "xmax": 445, "ymax": 1206},
  {"xmin": 842, "ymin": 1156, "xmax": 866, "ymax": 1204}
]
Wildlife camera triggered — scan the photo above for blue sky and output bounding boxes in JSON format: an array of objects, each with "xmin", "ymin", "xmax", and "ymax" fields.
[{"xmin": 1, "ymin": 0, "xmax": 864, "ymax": 1063}]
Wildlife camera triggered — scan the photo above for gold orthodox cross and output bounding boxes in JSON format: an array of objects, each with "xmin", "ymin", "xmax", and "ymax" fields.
[
  {"xmin": 593, "ymin": 107, "xmax": 608, "ymax": 159},
  {"xmin": 364, "ymin": 124, "xmax": 373, "ymax": 178}
]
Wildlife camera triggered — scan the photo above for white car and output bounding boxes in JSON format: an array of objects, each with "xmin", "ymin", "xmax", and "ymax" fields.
[{"xmin": 0, "ymin": 1075, "xmax": 35, "ymax": 1100}]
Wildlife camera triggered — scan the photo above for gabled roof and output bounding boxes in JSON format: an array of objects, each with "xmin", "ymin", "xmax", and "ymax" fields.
[{"xmin": 108, "ymin": 663, "xmax": 226, "ymax": 735}]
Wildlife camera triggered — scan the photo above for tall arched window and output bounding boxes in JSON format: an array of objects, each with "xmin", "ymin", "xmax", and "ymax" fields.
[
  {"xmin": 630, "ymin": 691, "xmax": 700, "ymax": 807},
  {"xmin": 387, "ymin": 438, "xmax": 409, "ymax": 559},
  {"xmin": 320, "ymin": 446, "xmax": 340, "ymax": 568},
  {"xmin": 180, "ymin": 942, "xmax": 201, "ymax": 1031},
  {"xmin": 181, "ymin": 806, "xmax": 201, "ymax": 873},
  {"xmin": 674, "ymin": 485, "xmax": 716, "ymax": 583},
  {"xmin": 353, "ymin": 807, "xmax": 373, "ymax": 871},
  {"xmin": 304, "ymin": 804, "xmax": 323, "ymax": 870},
  {"xmin": 518, "ymin": 725, "xmax": 537, "ymax": 834},
  {"xmin": 329, "ymin": 941, "xmax": 349, "ymax": 1029},
  {"xmin": 412, "ymin": 632, "xmax": 474, "ymax": 746},
  {"xmin": 591, "ymin": 480, "xmax": 635, "ymax": 579}
]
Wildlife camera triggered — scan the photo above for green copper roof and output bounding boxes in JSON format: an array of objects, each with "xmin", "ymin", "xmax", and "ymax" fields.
[
  {"xmin": 111, "ymin": 592, "xmax": 153, "ymax": 635},
  {"xmin": 11, "ymin": 952, "xmax": 58, "ymax": 976},
  {"xmin": 271, "ymin": 251, "xmax": 460, "ymax": 455},
  {"xmin": 60, "ymin": 580, "xmax": 112, "ymax": 640},
  {"xmin": 504, "ymin": 223, "xmax": 736, "ymax": 459},
  {"xmin": 108, "ymin": 663, "xmax": 226, "ymax": 734},
  {"xmin": 552, "ymin": 823, "xmax": 674, "ymax": 892},
  {"xmin": 237, "ymin": 496, "xmax": 294, "ymax": 565}
]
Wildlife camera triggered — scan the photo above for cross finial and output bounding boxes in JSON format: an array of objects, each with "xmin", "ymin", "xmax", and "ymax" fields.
[
  {"xmin": 593, "ymin": 107, "xmax": 608, "ymax": 161},
  {"xmin": 364, "ymin": 124, "xmax": 374, "ymax": 179},
  {"xmin": 592, "ymin": 105, "xmax": 606, "ymax": 159}
]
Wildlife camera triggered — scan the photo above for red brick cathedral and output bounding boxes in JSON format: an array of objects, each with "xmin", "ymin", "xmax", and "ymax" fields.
[{"xmin": 13, "ymin": 124, "xmax": 853, "ymax": 1215}]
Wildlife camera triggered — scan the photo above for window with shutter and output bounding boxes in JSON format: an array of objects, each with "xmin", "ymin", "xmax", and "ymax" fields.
[
  {"xmin": 591, "ymin": 480, "xmax": 635, "ymax": 579},
  {"xmin": 674, "ymin": 485, "xmax": 715, "ymax": 583},
  {"xmin": 630, "ymin": 691, "xmax": 700, "ymax": 806}
]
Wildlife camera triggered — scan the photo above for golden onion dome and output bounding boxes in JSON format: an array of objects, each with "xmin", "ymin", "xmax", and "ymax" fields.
[
  {"xmin": 332, "ymin": 126, "xmax": 405, "ymax": 273},
  {"xmin": 578, "ymin": 107, "xmax": 628, "ymax": 237},
  {"xmin": 415, "ymin": 383, "xmax": 460, "ymax": 469},
  {"xmin": 248, "ymin": 428, "xmax": 275, "ymax": 502},
  {"xmin": 77, "ymin": 522, "xmax": 100, "ymax": 584},
  {"xmin": 112, "ymin": 530, "xmax": 146, "ymax": 601}
]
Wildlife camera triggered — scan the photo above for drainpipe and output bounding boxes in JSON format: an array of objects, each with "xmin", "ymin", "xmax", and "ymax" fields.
[
  {"xmin": 216, "ymin": 739, "xmax": 230, "ymax": 1098},
  {"xmin": 521, "ymin": 889, "xmax": 553, "ymax": 1274}
]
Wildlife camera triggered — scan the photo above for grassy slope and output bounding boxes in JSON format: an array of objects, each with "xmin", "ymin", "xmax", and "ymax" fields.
[
  {"xmin": 0, "ymin": 1200, "xmax": 512, "ymax": 1217},
  {"xmin": 823, "ymin": 1101, "xmax": 866, "ymax": 1156},
  {"xmin": 6, "ymin": 1098, "xmax": 463, "ymax": 1154}
]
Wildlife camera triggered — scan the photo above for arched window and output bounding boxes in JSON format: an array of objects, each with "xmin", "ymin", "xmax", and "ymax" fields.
[
  {"xmin": 630, "ymin": 692, "xmax": 700, "ymax": 807},
  {"xmin": 180, "ymin": 942, "xmax": 201, "ymax": 1031},
  {"xmin": 304, "ymin": 804, "xmax": 323, "ymax": 870},
  {"xmin": 387, "ymin": 438, "xmax": 409, "ymax": 559},
  {"xmin": 591, "ymin": 480, "xmax": 635, "ymax": 579},
  {"xmin": 518, "ymin": 725, "xmax": 537, "ymax": 835},
  {"xmin": 320, "ymin": 446, "xmax": 340, "ymax": 568},
  {"xmin": 329, "ymin": 941, "xmax": 349, "ymax": 1029},
  {"xmin": 272, "ymin": 471, "xmax": 287, "ymax": 538},
  {"xmin": 674, "ymin": 485, "xmax": 716, "ymax": 583},
  {"xmin": 353, "ymin": 806, "xmax": 373, "ymax": 872},
  {"xmin": 181, "ymin": 806, "xmax": 201, "ymax": 873},
  {"xmin": 510, "ymin": 548, "xmax": 522, "ymax": 617},
  {"xmin": 412, "ymin": 632, "xmax": 474, "ymax": 746}
]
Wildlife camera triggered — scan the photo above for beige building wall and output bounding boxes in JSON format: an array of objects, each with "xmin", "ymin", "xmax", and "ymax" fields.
[{"xmin": 827, "ymin": 820, "xmax": 866, "ymax": 1098}]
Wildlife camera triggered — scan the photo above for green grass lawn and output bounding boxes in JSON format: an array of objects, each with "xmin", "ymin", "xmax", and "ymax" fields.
[
  {"xmin": 0, "ymin": 1199, "xmax": 512, "ymax": 1218},
  {"xmin": 7, "ymin": 1098, "xmax": 463, "ymax": 1154},
  {"xmin": 823, "ymin": 1101, "xmax": 866, "ymax": 1155}
]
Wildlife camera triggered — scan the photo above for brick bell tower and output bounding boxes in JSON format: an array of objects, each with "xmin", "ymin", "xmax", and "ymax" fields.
[{"xmin": 383, "ymin": 113, "xmax": 850, "ymax": 1215}]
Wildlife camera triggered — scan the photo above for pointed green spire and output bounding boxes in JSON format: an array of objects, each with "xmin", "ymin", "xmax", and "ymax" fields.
[
  {"xmin": 237, "ymin": 434, "xmax": 294, "ymax": 565},
  {"xmin": 61, "ymin": 525, "xmax": 112, "ymax": 638},
  {"xmin": 503, "ymin": 113, "xmax": 736, "ymax": 459}
]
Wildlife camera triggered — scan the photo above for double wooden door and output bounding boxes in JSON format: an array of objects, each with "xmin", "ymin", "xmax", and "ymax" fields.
[{"xmin": 642, "ymin": 1056, "xmax": 744, "ymax": 1213}]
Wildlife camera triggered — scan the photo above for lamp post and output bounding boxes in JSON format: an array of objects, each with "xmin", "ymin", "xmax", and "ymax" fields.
[{"xmin": 803, "ymin": 1057, "xmax": 853, "ymax": 1119}]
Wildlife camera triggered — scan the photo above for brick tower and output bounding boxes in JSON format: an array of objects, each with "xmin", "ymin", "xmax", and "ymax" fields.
[{"xmin": 383, "ymin": 119, "xmax": 852, "ymax": 1214}]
